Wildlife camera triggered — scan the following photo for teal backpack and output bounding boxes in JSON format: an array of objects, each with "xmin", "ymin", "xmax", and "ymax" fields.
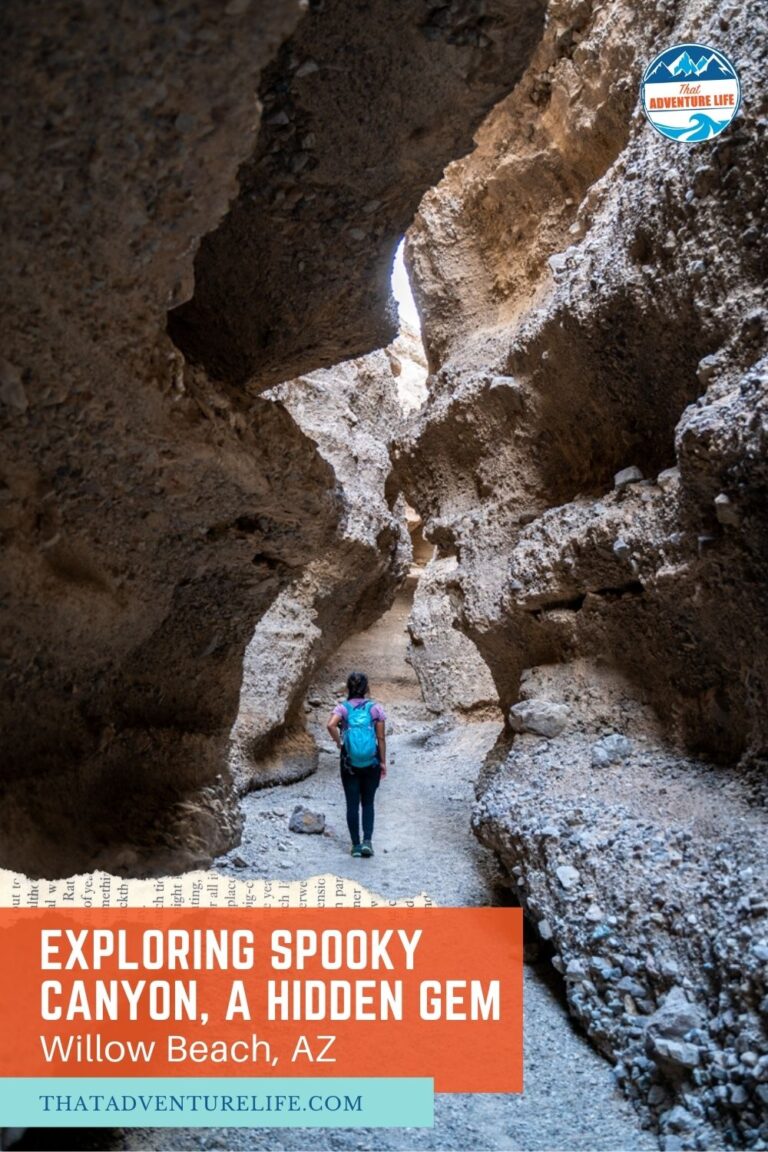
[{"xmin": 343, "ymin": 700, "xmax": 379, "ymax": 768}]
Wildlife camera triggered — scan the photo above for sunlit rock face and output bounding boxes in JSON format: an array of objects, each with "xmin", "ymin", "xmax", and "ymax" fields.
[
  {"xmin": 392, "ymin": 0, "xmax": 768, "ymax": 1143},
  {"xmin": 229, "ymin": 351, "xmax": 412, "ymax": 794},
  {"xmin": 395, "ymin": 0, "xmax": 767, "ymax": 763},
  {"xmin": 408, "ymin": 555, "xmax": 498, "ymax": 717}
]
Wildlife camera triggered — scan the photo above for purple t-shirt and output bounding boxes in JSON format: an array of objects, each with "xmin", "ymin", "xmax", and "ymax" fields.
[{"xmin": 333, "ymin": 698, "xmax": 386, "ymax": 728}]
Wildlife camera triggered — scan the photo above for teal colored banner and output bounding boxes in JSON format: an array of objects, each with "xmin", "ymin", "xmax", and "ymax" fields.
[{"xmin": 0, "ymin": 1077, "xmax": 433, "ymax": 1128}]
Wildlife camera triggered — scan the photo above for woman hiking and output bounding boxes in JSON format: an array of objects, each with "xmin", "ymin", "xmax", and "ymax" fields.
[{"xmin": 327, "ymin": 671, "xmax": 386, "ymax": 858}]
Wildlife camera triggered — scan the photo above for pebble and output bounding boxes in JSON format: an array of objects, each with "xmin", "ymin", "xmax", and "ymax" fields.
[
  {"xmin": 591, "ymin": 733, "xmax": 633, "ymax": 767},
  {"xmin": 697, "ymin": 354, "xmax": 719, "ymax": 384},
  {"xmin": 556, "ymin": 865, "xmax": 581, "ymax": 890},
  {"xmin": 714, "ymin": 493, "xmax": 740, "ymax": 526},
  {"xmin": 295, "ymin": 57, "xmax": 319, "ymax": 78},
  {"xmin": 649, "ymin": 987, "xmax": 703, "ymax": 1038},
  {"xmin": 663, "ymin": 1104, "xmax": 695, "ymax": 1132},
  {"xmin": 657, "ymin": 467, "xmax": 679, "ymax": 489},
  {"xmin": 650, "ymin": 1037, "xmax": 700, "ymax": 1070},
  {"xmin": 614, "ymin": 465, "xmax": 644, "ymax": 488}
]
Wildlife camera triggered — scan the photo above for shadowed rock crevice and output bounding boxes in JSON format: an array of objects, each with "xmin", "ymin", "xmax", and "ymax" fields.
[{"xmin": 167, "ymin": 0, "xmax": 547, "ymax": 389}]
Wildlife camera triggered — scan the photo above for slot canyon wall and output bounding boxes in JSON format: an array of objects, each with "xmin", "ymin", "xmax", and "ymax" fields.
[
  {"xmin": 0, "ymin": 0, "xmax": 544, "ymax": 878},
  {"xmin": 1, "ymin": 0, "xmax": 312, "ymax": 878},
  {"xmin": 228, "ymin": 345, "xmax": 415, "ymax": 795},
  {"xmin": 393, "ymin": 0, "xmax": 768, "ymax": 1146},
  {"xmin": 408, "ymin": 551, "xmax": 500, "ymax": 716}
]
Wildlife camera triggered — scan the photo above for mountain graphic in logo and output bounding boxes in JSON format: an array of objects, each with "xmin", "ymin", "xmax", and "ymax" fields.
[
  {"xmin": 645, "ymin": 46, "xmax": 736, "ymax": 83},
  {"xmin": 694, "ymin": 53, "xmax": 736, "ymax": 80},
  {"xmin": 669, "ymin": 49, "xmax": 699, "ymax": 76},
  {"xmin": 641, "ymin": 42, "xmax": 741, "ymax": 143}
]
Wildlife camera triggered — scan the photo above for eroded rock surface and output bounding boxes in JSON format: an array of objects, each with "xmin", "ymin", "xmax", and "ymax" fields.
[
  {"xmin": 408, "ymin": 555, "xmax": 498, "ymax": 715},
  {"xmin": 0, "ymin": 0, "xmax": 551, "ymax": 879},
  {"xmin": 168, "ymin": 0, "xmax": 547, "ymax": 387},
  {"xmin": 229, "ymin": 352, "xmax": 411, "ymax": 793},
  {"xmin": 395, "ymin": 0, "xmax": 767, "ymax": 759},
  {"xmin": 0, "ymin": 0, "xmax": 333, "ymax": 878},
  {"xmin": 3, "ymin": 0, "xmax": 766, "ymax": 1143},
  {"xmin": 474, "ymin": 662, "xmax": 768, "ymax": 1149},
  {"xmin": 393, "ymin": 0, "xmax": 768, "ymax": 1144}
]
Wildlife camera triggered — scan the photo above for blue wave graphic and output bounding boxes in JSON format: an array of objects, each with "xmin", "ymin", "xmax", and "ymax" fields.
[{"xmin": 657, "ymin": 112, "xmax": 731, "ymax": 141}]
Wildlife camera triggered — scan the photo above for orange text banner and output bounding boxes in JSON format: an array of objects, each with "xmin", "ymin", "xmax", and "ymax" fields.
[{"xmin": 0, "ymin": 907, "xmax": 523, "ymax": 1093}]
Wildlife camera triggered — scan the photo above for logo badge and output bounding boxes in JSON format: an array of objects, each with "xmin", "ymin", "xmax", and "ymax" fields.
[{"xmin": 641, "ymin": 43, "xmax": 741, "ymax": 142}]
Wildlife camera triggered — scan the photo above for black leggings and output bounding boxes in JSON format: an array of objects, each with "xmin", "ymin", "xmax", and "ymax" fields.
[{"xmin": 340, "ymin": 762, "xmax": 381, "ymax": 845}]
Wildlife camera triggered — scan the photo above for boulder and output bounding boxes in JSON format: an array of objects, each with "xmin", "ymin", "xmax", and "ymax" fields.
[
  {"xmin": 647, "ymin": 987, "xmax": 703, "ymax": 1040},
  {"xmin": 648, "ymin": 1037, "xmax": 700, "ymax": 1072},
  {"xmin": 288, "ymin": 806, "xmax": 326, "ymax": 835},
  {"xmin": 556, "ymin": 865, "xmax": 581, "ymax": 890},
  {"xmin": 510, "ymin": 700, "xmax": 569, "ymax": 738},
  {"xmin": 408, "ymin": 555, "xmax": 498, "ymax": 715}
]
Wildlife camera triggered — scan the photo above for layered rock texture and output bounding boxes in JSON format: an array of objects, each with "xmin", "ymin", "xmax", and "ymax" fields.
[
  {"xmin": 168, "ymin": 0, "xmax": 547, "ymax": 386},
  {"xmin": 0, "ymin": 0, "xmax": 546, "ymax": 877},
  {"xmin": 229, "ymin": 351, "xmax": 411, "ymax": 794},
  {"xmin": 1, "ymin": 0, "xmax": 311, "ymax": 877},
  {"xmin": 393, "ymin": 0, "xmax": 768, "ymax": 1145}
]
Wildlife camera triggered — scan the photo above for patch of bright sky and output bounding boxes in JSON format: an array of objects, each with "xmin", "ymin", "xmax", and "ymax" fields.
[{"xmin": 391, "ymin": 239, "xmax": 422, "ymax": 333}]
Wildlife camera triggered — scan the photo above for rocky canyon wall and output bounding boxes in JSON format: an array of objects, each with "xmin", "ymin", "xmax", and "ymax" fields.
[
  {"xmin": 1, "ymin": 0, "xmax": 547, "ymax": 878},
  {"xmin": 1, "ymin": 0, "xmax": 313, "ymax": 878},
  {"xmin": 229, "ymin": 348, "xmax": 412, "ymax": 794},
  {"xmin": 3, "ymin": 0, "xmax": 766, "ymax": 1142},
  {"xmin": 408, "ymin": 554, "xmax": 499, "ymax": 716},
  {"xmin": 396, "ymin": 0, "xmax": 767, "ymax": 761},
  {"xmin": 394, "ymin": 0, "xmax": 767, "ymax": 1145}
]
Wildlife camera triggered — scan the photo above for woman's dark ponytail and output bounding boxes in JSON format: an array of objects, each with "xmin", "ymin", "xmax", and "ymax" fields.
[{"xmin": 347, "ymin": 671, "xmax": 369, "ymax": 699}]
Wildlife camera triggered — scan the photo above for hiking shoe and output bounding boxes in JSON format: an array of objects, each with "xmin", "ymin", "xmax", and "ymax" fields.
[
  {"xmin": 351, "ymin": 844, "xmax": 363, "ymax": 857},
  {"xmin": 361, "ymin": 841, "xmax": 374, "ymax": 857}
]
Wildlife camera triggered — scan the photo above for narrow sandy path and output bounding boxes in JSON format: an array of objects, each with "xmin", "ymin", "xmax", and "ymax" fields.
[{"xmin": 119, "ymin": 585, "xmax": 657, "ymax": 1152}]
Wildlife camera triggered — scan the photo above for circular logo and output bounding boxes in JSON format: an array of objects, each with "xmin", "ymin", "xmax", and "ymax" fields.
[{"xmin": 641, "ymin": 42, "xmax": 741, "ymax": 142}]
